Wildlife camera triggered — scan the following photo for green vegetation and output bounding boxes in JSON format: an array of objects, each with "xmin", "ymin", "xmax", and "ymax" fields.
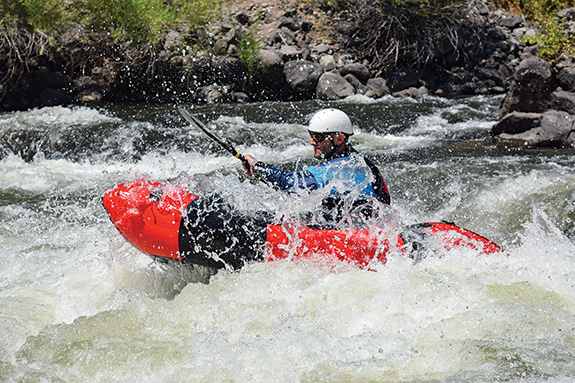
[
  {"xmin": 2, "ymin": 0, "xmax": 574, "ymax": 61},
  {"xmin": 524, "ymin": 15, "xmax": 575, "ymax": 60},
  {"xmin": 237, "ymin": 22, "xmax": 261, "ymax": 78},
  {"xmin": 499, "ymin": 0, "xmax": 575, "ymax": 61},
  {"xmin": 0, "ymin": 0, "xmax": 230, "ymax": 44}
]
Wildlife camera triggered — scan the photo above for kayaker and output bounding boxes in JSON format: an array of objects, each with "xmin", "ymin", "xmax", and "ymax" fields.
[{"xmin": 243, "ymin": 108, "xmax": 390, "ymax": 223}]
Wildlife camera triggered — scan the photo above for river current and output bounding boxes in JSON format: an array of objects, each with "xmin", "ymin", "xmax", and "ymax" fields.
[{"xmin": 1, "ymin": 95, "xmax": 574, "ymax": 382}]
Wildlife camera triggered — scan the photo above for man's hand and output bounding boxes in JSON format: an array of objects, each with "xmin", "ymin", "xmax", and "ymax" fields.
[{"xmin": 243, "ymin": 154, "xmax": 257, "ymax": 177}]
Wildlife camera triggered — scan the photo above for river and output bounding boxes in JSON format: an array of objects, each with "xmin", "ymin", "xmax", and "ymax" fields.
[{"xmin": 1, "ymin": 94, "xmax": 574, "ymax": 382}]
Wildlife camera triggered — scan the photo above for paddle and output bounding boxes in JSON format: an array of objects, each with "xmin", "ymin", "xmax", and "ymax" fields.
[{"xmin": 178, "ymin": 107, "xmax": 251, "ymax": 170}]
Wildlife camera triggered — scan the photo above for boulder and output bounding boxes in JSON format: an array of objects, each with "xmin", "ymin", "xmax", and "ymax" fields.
[
  {"xmin": 233, "ymin": 92, "xmax": 250, "ymax": 103},
  {"xmin": 259, "ymin": 49, "xmax": 283, "ymax": 68},
  {"xmin": 39, "ymin": 88, "xmax": 71, "ymax": 106},
  {"xmin": 319, "ymin": 55, "xmax": 337, "ymax": 71},
  {"xmin": 31, "ymin": 66, "xmax": 70, "ymax": 91},
  {"xmin": 316, "ymin": 72, "xmax": 355, "ymax": 100},
  {"xmin": 499, "ymin": 56, "xmax": 554, "ymax": 118},
  {"xmin": 393, "ymin": 86, "xmax": 429, "ymax": 98},
  {"xmin": 498, "ymin": 14, "xmax": 524, "ymax": 29},
  {"xmin": 386, "ymin": 68, "xmax": 423, "ymax": 92},
  {"xmin": 277, "ymin": 15, "xmax": 302, "ymax": 31},
  {"xmin": 538, "ymin": 110, "xmax": 575, "ymax": 145},
  {"xmin": 280, "ymin": 45, "xmax": 303, "ymax": 61},
  {"xmin": 74, "ymin": 90, "xmax": 103, "ymax": 103},
  {"xmin": 343, "ymin": 74, "xmax": 368, "ymax": 94},
  {"xmin": 213, "ymin": 57, "xmax": 248, "ymax": 91},
  {"xmin": 283, "ymin": 60, "xmax": 323, "ymax": 96},
  {"xmin": 556, "ymin": 60, "xmax": 575, "ymax": 92},
  {"xmin": 338, "ymin": 63, "xmax": 371, "ymax": 83},
  {"xmin": 491, "ymin": 111, "xmax": 541, "ymax": 135},
  {"xmin": 492, "ymin": 111, "xmax": 575, "ymax": 147},
  {"xmin": 557, "ymin": 7, "xmax": 575, "ymax": 34},
  {"xmin": 252, "ymin": 49, "xmax": 289, "ymax": 100},
  {"xmin": 365, "ymin": 77, "xmax": 389, "ymax": 98},
  {"xmin": 475, "ymin": 66, "xmax": 504, "ymax": 86},
  {"xmin": 195, "ymin": 86, "xmax": 227, "ymax": 103},
  {"xmin": 551, "ymin": 90, "xmax": 575, "ymax": 114}
]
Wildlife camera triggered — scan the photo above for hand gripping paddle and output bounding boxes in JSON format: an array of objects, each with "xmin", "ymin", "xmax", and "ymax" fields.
[{"xmin": 178, "ymin": 107, "xmax": 251, "ymax": 169}]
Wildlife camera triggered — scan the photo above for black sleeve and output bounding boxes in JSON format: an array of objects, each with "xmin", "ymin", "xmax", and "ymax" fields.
[{"xmin": 363, "ymin": 156, "xmax": 391, "ymax": 205}]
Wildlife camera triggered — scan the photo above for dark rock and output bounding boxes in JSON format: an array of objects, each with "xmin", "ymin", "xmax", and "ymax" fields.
[
  {"xmin": 556, "ymin": 64, "xmax": 575, "ymax": 92},
  {"xmin": 236, "ymin": 11, "xmax": 250, "ymax": 25},
  {"xmin": 569, "ymin": 131, "xmax": 575, "ymax": 146},
  {"xmin": 39, "ymin": 88, "xmax": 71, "ymax": 106},
  {"xmin": 499, "ymin": 56, "xmax": 553, "ymax": 118},
  {"xmin": 301, "ymin": 21, "xmax": 314, "ymax": 32},
  {"xmin": 366, "ymin": 77, "xmax": 389, "ymax": 98},
  {"xmin": 498, "ymin": 14, "xmax": 524, "ymax": 29},
  {"xmin": 316, "ymin": 72, "xmax": 355, "ymax": 100},
  {"xmin": 500, "ymin": 111, "xmax": 575, "ymax": 147},
  {"xmin": 195, "ymin": 86, "xmax": 227, "ymax": 103},
  {"xmin": 278, "ymin": 15, "xmax": 302, "ymax": 31},
  {"xmin": 0, "ymin": 0, "xmax": 557, "ymax": 112},
  {"xmin": 491, "ymin": 111, "xmax": 541, "ymax": 135},
  {"xmin": 551, "ymin": 90, "xmax": 575, "ymax": 114},
  {"xmin": 392, "ymin": 86, "xmax": 429, "ymax": 98},
  {"xmin": 475, "ymin": 66, "xmax": 503, "ymax": 86},
  {"xmin": 32, "ymin": 67, "xmax": 69, "ymax": 91},
  {"xmin": 213, "ymin": 57, "xmax": 249, "ymax": 91},
  {"xmin": 338, "ymin": 63, "xmax": 371, "ymax": 83},
  {"xmin": 386, "ymin": 68, "xmax": 423, "ymax": 92},
  {"xmin": 280, "ymin": 45, "xmax": 303, "ymax": 61},
  {"xmin": 538, "ymin": 110, "xmax": 575, "ymax": 145},
  {"xmin": 343, "ymin": 74, "xmax": 368, "ymax": 94},
  {"xmin": 283, "ymin": 60, "xmax": 323, "ymax": 96},
  {"xmin": 251, "ymin": 50, "xmax": 289, "ymax": 100},
  {"xmin": 233, "ymin": 92, "xmax": 250, "ymax": 103},
  {"xmin": 74, "ymin": 90, "xmax": 103, "ymax": 103}
]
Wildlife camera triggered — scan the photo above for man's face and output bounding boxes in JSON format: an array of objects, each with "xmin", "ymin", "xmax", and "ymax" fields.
[{"xmin": 309, "ymin": 132, "xmax": 345, "ymax": 159}]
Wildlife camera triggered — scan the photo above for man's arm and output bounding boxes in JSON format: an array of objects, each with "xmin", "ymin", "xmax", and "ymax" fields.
[
  {"xmin": 243, "ymin": 154, "xmax": 318, "ymax": 191},
  {"xmin": 254, "ymin": 162, "xmax": 318, "ymax": 191},
  {"xmin": 363, "ymin": 156, "xmax": 391, "ymax": 205}
]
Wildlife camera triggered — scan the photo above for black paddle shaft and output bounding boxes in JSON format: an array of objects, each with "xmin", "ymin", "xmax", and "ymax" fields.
[{"xmin": 178, "ymin": 107, "xmax": 251, "ymax": 169}]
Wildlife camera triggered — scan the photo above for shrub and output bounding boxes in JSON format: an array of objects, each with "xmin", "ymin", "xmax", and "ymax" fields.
[
  {"xmin": 1, "ymin": 0, "xmax": 69, "ymax": 31},
  {"xmin": 237, "ymin": 23, "xmax": 261, "ymax": 77},
  {"xmin": 499, "ymin": 0, "xmax": 575, "ymax": 61},
  {"xmin": 1, "ymin": 0, "xmax": 230, "ymax": 45},
  {"xmin": 524, "ymin": 15, "xmax": 575, "ymax": 60}
]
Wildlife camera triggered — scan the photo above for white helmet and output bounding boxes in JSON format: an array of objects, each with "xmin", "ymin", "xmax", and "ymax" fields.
[{"xmin": 308, "ymin": 108, "xmax": 354, "ymax": 135}]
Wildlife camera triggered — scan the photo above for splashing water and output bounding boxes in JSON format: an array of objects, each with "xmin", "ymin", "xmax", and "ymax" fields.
[{"xmin": 1, "ymin": 96, "xmax": 574, "ymax": 381}]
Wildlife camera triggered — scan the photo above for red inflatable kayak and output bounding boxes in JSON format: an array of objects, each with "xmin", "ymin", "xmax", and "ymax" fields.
[{"xmin": 102, "ymin": 179, "xmax": 501, "ymax": 269}]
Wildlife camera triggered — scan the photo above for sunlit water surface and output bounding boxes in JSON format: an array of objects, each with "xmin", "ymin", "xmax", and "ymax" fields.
[{"xmin": 1, "ymin": 95, "xmax": 574, "ymax": 382}]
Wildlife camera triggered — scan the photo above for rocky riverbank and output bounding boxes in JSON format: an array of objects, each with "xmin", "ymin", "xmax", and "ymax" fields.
[{"xmin": 1, "ymin": 0, "xmax": 574, "ymax": 147}]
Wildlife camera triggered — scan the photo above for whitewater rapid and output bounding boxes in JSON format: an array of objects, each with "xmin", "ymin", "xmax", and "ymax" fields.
[{"xmin": 1, "ymin": 96, "xmax": 574, "ymax": 381}]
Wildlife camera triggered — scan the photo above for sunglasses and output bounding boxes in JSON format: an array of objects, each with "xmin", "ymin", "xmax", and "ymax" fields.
[{"xmin": 309, "ymin": 132, "xmax": 331, "ymax": 142}]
